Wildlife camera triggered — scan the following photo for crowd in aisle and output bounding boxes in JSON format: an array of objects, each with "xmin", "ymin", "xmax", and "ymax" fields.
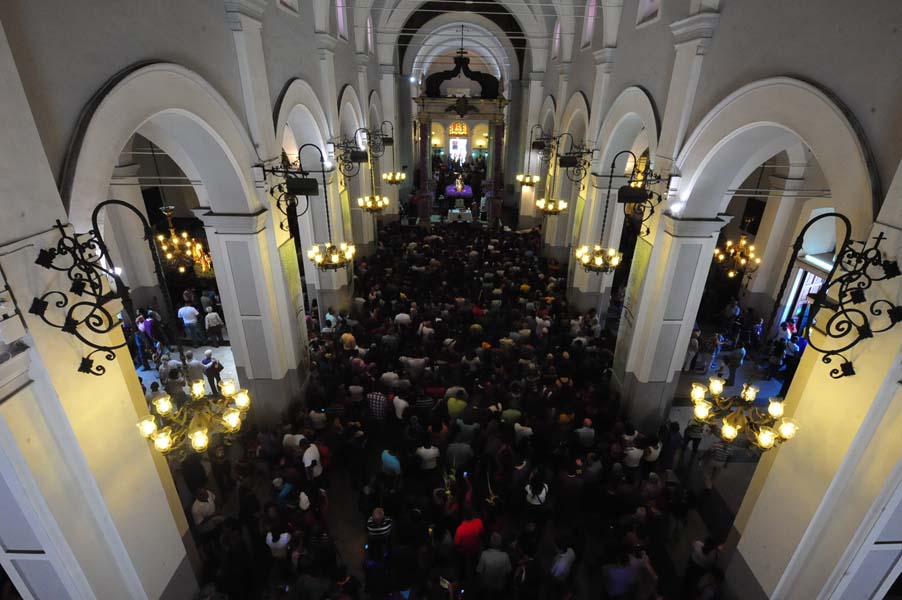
[{"xmin": 188, "ymin": 222, "xmax": 727, "ymax": 599}]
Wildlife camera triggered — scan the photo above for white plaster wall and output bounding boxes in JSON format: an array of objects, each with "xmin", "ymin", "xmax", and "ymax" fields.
[
  {"xmin": 261, "ymin": 3, "xmax": 324, "ymax": 112},
  {"xmin": 690, "ymin": 0, "xmax": 902, "ymax": 189},
  {"xmin": 0, "ymin": 0, "xmax": 247, "ymax": 181}
]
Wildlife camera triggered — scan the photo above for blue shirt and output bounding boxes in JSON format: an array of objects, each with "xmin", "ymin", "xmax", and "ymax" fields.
[{"xmin": 381, "ymin": 450, "xmax": 401, "ymax": 475}]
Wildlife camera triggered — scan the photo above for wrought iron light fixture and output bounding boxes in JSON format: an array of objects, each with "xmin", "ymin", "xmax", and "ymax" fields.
[
  {"xmin": 516, "ymin": 125, "xmax": 546, "ymax": 188},
  {"xmin": 768, "ymin": 212, "xmax": 901, "ymax": 379},
  {"xmin": 576, "ymin": 148, "xmax": 625, "ymax": 274},
  {"xmin": 690, "ymin": 380, "xmax": 798, "ymax": 451},
  {"xmin": 378, "ymin": 121, "xmax": 406, "ymax": 186},
  {"xmin": 592, "ymin": 150, "xmax": 666, "ymax": 237},
  {"xmin": 535, "ymin": 198, "xmax": 568, "ymax": 215},
  {"xmin": 357, "ymin": 124, "xmax": 390, "ymax": 216},
  {"xmin": 137, "ymin": 377, "xmax": 251, "ymax": 459},
  {"xmin": 155, "ymin": 206, "xmax": 214, "ymax": 277},
  {"xmin": 31, "ymin": 200, "xmax": 181, "ymax": 376},
  {"xmin": 357, "ymin": 195, "xmax": 390, "ymax": 213},
  {"xmin": 714, "ymin": 234, "xmax": 762, "ymax": 283}
]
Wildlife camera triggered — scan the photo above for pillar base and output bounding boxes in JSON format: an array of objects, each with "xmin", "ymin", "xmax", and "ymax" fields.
[
  {"xmin": 615, "ymin": 370, "xmax": 680, "ymax": 432},
  {"xmin": 237, "ymin": 365, "xmax": 305, "ymax": 425}
]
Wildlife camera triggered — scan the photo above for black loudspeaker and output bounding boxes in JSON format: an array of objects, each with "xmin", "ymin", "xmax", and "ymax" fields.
[
  {"xmin": 616, "ymin": 185, "xmax": 649, "ymax": 204},
  {"xmin": 286, "ymin": 176, "xmax": 319, "ymax": 196},
  {"xmin": 558, "ymin": 155, "xmax": 579, "ymax": 168},
  {"xmin": 349, "ymin": 150, "xmax": 369, "ymax": 163},
  {"xmin": 381, "ymin": 136, "xmax": 394, "ymax": 146},
  {"xmin": 531, "ymin": 141, "xmax": 546, "ymax": 151}
]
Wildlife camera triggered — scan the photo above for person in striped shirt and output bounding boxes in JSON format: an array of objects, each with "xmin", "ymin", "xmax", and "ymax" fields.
[
  {"xmin": 366, "ymin": 507, "xmax": 393, "ymax": 551},
  {"xmin": 701, "ymin": 439, "xmax": 733, "ymax": 491}
]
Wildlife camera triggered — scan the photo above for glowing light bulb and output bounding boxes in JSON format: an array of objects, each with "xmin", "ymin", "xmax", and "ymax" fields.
[
  {"xmin": 757, "ymin": 427, "xmax": 777, "ymax": 449},
  {"xmin": 178, "ymin": 266, "xmax": 186, "ymax": 274},
  {"xmin": 191, "ymin": 379, "xmax": 206, "ymax": 398},
  {"xmin": 709, "ymin": 377, "xmax": 725, "ymax": 397},
  {"xmin": 693, "ymin": 400, "xmax": 712, "ymax": 421},
  {"xmin": 189, "ymin": 429, "xmax": 209, "ymax": 452},
  {"xmin": 767, "ymin": 399, "xmax": 784, "ymax": 418},
  {"xmin": 166, "ymin": 253, "xmax": 174, "ymax": 260},
  {"xmin": 219, "ymin": 378, "xmax": 236, "ymax": 397},
  {"xmin": 222, "ymin": 408, "xmax": 242, "ymax": 431},
  {"xmin": 157, "ymin": 234, "xmax": 165, "ymax": 241},
  {"xmin": 741, "ymin": 385, "xmax": 759, "ymax": 403},
  {"xmin": 690, "ymin": 383, "xmax": 707, "ymax": 403},
  {"xmin": 152, "ymin": 429, "xmax": 173, "ymax": 452},
  {"xmin": 153, "ymin": 395, "xmax": 173, "ymax": 416},
  {"xmin": 721, "ymin": 422, "xmax": 739, "ymax": 441},
  {"xmin": 137, "ymin": 418, "xmax": 157, "ymax": 438},
  {"xmin": 778, "ymin": 419, "xmax": 798, "ymax": 440},
  {"xmin": 234, "ymin": 390, "xmax": 250, "ymax": 411}
]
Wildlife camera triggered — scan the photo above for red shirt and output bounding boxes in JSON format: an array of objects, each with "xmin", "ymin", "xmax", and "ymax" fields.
[{"xmin": 454, "ymin": 518, "xmax": 484, "ymax": 557}]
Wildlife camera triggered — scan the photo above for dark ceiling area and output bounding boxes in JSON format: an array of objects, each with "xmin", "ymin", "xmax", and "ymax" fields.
[{"xmin": 398, "ymin": 0, "xmax": 526, "ymax": 80}]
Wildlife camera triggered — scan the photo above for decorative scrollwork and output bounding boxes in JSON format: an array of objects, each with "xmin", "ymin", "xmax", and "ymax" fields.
[
  {"xmin": 31, "ymin": 200, "xmax": 179, "ymax": 376},
  {"xmin": 770, "ymin": 214, "xmax": 901, "ymax": 379}
]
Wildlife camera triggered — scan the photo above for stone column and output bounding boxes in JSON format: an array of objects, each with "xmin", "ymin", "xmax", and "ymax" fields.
[
  {"xmin": 517, "ymin": 73, "xmax": 545, "ymax": 229},
  {"xmin": 352, "ymin": 52, "xmax": 376, "ymax": 254},
  {"xmin": 417, "ymin": 118, "xmax": 431, "ymax": 220},
  {"xmin": 196, "ymin": 209, "xmax": 304, "ymax": 423},
  {"xmin": 379, "ymin": 65, "xmax": 402, "ymax": 222},
  {"xmin": 615, "ymin": 214, "xmax": 729, "ymax": 430},
  {"xmin": 491, "ymin": 120, "xmax": 505, "ymax": 223}
]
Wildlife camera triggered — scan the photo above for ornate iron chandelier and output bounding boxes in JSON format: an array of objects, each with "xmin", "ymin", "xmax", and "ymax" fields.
[
  {"xmin": 137, "ymin": 377, "xmax": 251, "ymax": 459},
  {"xmin": 591, "ymin": 150, "xmax": 666, "ymax": 238},
  {"xmin": 535, "ymin": 198, "xmax": 568, "ymax": 215},
  {"xmin": 575, "ymin": 245, "xmax": 622, "ymax": 273},
  {"xmin": 357, "ymin": 195, "xmax": 390, "ymax": 213},
  {"xmin": 714, "ymin": 234, "xmax": 762, "ymax": 281},
  {"xmin": 357, "ymin": 124, "xmax": 390, "ymax": 216},
  {"xmin": 156, "ymin": 206, "xmax": 214, "ymax": 277},
  {"xmin": 690, "ymin": 380, "xmax": 798, "ymax": 451}
]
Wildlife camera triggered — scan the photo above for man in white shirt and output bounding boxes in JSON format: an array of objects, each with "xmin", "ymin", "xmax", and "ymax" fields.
[
  {"xmin": 178, "ymin": 300, "xmax": 204, "ymax": 345},
  {"xmin": 415, "ymin": 442, "xmax": 440, "ymax": 471},
  {"xmin": 301, "ymin": 440, "xmax": 323, "ymax": 480},
  {"xmin": 191, "ymin": 488, "xmax": 222, "ymax": 533},
  {"xmin": 392, "ymin": 395, "xmax": 409, "ymax": 419}
]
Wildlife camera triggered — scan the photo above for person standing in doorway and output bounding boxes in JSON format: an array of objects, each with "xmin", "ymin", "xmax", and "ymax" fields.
[
  {"xmin": 204, "ymin": 306, "xmax": 224, "ymax": 346},
  {"xmin": 178, "ymin": 299, "xmax": 204, "ymax": 346},
  {"xmin": 202, "ymin": 349, "xmax": 224, "ymax": 396}
]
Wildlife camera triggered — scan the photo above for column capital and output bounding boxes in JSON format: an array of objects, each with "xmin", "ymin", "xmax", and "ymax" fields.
[
  {"xmin": 316, "ymin": 32, "xmax": 338, "ymax": 54},
  {"xmin": 528, "ymin": 71, "xmax": 545, "ymax": 82},
  {"xmin": 224, "ymin": 0, "xmax": 267, "ymax": 30},
  {"xmin": 193, "ymin": 208, "xmax": 268, "ymax": 234},
  {"xmin": 670, "ymin": 12, "xmax": 719, "ymax": 54},
  {"xmin": 557, "ymin": 62, "xmax": 572, "ymax": 77},
  {"xmin": 380, "ymin": 63, "xmax": 398, "ymax": 76},
  {"xmin": 593, "ymin": 47, "xmax": 617, "ymax": 67},
  {"xmin": 355, "ymin": 52, "xmax": 370, "ymax": 68},
  {"xmin": 663, "ymin": 213, "xmax": 731, "ymax": 238}
]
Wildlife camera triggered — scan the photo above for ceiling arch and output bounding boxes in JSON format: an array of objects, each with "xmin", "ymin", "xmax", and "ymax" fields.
[{"xmin": 373, "ymin": 0, "xmax": 551, "ymax": 76}]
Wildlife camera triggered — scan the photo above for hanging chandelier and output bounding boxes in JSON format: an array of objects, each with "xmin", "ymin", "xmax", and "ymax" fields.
[
  {"xmin": 307, "ymin": 242, "xmax": 356, "ymax": 270},
  {"xmin": 690, "ymin": 380, "xmax": 798, "ymax": 450},
  {"xmin": 357, "ymin": 195, "xmax": 390, "ymax": 213},
  {"xmin": 382, "ymin": 171, "xmax": 406, "ymax": 185},
  {"xmin": 575, "ymin": 245, "xmax": 622, "ymax": 273},
  {"xmin": 155, "ymin": 206, "xmax": 214, "ymax": 277},
  {"xmin": 137, "ymin": 378, "xmax": 251, "ymax": 458},
  {"xmin": 714, "ymin": 234, "xmax": 762, "ymax": 280},
  {"xmin": 516, "ymin": 174, "xmax": 540, "ymax": 187},
  {"xmin": 535, "ymin": 198, "xmax": 567, "ymax": 215}
]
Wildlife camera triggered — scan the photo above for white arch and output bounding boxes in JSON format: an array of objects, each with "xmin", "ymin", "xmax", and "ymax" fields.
[
  {"xmin": 676, "ymin": 77, "xmax": 875, "ymax": 237},
  {"xmin": 64, "ymin": 63, "xmax": 260, "ymax": 229},
  {"xmin": 560, "ymin": 91, "xmax": 590, "ymax": 138},
  {"xmin": 274, "ymin": 78, "xmax": 332, "ymax": 152},
  {"xmin": 338, "ymin": 84, "xmax": 365, "ymax": 137},
  {"xmin": 404, "ymin": 17, "xmax": 518, "ymax": 83},
  {"xmin": 374, "ymin": 0, "xmax": 549, "ymax": 72},
  {"xmin": 368, "ymin": 90, "xmax": 384, "ymax": 128}
]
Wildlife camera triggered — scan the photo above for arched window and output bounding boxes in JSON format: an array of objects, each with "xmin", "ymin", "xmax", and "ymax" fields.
[
  {"xmin": 581, "ymin": 0, "xmax": 597, "ymax": 48},
  {"xmin": 367, "ymin": 14, "xmax": 375, "ymax": 54},
  {"xmin": 552, "ymin": 19, "xmax": 562, "ymax": 59},
  {"xmin": 336, "ymin": 0, "xmax": 349, "ymax": 40}
]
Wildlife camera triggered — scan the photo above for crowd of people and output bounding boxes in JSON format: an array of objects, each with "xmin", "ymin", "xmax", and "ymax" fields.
[{"xmin": 187, "ymin": 222, "xmax": 727, "ymax": 600}]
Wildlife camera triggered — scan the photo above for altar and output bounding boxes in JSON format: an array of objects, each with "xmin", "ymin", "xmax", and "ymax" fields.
[{"xmin": 447, "ymin": 209, "xmax": 473, "ymax": 223}]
